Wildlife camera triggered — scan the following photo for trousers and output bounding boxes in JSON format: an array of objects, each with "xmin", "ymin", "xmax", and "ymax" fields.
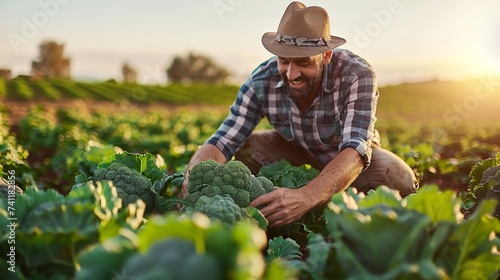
[{"xmin": 234, "ymin": 130, "xmax": 418, "ymax": 197}]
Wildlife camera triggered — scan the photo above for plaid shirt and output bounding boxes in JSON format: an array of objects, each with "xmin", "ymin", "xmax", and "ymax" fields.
[{"xmin": 206, "ymin": 48, "xmax": 379, "ymax": 170}]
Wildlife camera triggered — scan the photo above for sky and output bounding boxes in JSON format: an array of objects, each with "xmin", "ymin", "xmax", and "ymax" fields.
[{"xmin": 1, "ymin": 0, "xmax": 499, "ymax": 86}]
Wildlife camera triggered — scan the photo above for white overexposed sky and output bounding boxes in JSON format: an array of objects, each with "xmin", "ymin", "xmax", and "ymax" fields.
[{"xmin": 1, "ymin": 0, "xmax": 499, "ymax": 85}]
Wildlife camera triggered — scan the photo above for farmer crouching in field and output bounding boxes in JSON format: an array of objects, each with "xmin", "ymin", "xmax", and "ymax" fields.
[{"xmin": 181, "ymin": 2, "xmax": 418, "ymax": 227}]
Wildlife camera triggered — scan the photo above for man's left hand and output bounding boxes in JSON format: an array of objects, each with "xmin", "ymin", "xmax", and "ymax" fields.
[{"xmin": 249, "ymin": 187, "xmax": 313, "ymax": 227}]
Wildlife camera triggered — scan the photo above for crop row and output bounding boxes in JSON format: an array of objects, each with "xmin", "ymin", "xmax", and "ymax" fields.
[
  {"xmin": 1, "ymin": 102, "xmax": 500, "ymax": 194},
  {"xmin": 1, "ymin": 101, "xmax": 499, "ymax": 278},
  {"xmin": 0, "ymin": 76, "xmax": 238, "ymax": 105}
]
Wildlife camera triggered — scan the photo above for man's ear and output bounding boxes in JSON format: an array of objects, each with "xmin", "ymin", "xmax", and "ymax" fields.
[{"xmin": 322, "ymin": 50, "xmax": 333, "ymax": 65}]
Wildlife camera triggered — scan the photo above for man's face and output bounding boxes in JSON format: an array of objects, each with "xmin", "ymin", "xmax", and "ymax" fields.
[{"xmin": 277, "ymin": 52, "xmax": 330, "ymax": 102}]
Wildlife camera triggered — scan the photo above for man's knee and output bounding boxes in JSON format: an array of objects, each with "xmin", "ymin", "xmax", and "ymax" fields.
[
  {"xmin": 234, "ymin": 131, "xmax": 290, "ymax": 174},
  {"xmin": 234, "ymin": 131, "xmax": 319, "ymax": 174},
  {"xmin": 353, "ymin": 149, "xmax": 418, "ymax": 197}
]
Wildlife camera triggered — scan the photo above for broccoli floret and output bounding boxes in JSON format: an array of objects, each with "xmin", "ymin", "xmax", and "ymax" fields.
[
  {"xmin": 185, "ymin": 160, "xmax": 274, "ymax": 207},
  {"xmin": 184, "ymin": 195, "xmax": 248, "ymax": 226},
  {"xmin": 249, "ymin": 176, "xmax": 275, "ymax": 200},
  {"xmin": 93, "ymin": 162, "xmax": 156, "ymax": 213},
  {"xmin": 481, "ymin": 165, "xmax": 500, "ymax": 189}
]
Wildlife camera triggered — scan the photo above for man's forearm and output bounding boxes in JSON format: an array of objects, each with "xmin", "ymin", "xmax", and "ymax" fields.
[
  {"xmin": 180, "ymin": 144, "xmax": 226, "ymax": 197},
  {"xmin": 303, "ymin": 147, "xmax": 364, "ymax": 205},
  {"xmin": 187, "ymin": 143, "xmax": 227, "ymax": 171}
]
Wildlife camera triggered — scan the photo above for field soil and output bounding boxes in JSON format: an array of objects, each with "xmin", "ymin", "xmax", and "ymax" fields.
[{"xmin": 3, "ymin": 99, "xmax": 228, "ymax": 126}]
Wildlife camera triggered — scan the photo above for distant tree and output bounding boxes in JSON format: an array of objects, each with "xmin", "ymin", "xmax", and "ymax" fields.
[
  {"xmin": 31, "ymin": 40, "xmax": 71, "ymax": 79},
  {"xmin": 0, "ymin": 69, "xmax": 12, "ymax": 80},
  {"xmin": 122, "ymin": 62, "xmax": 138, "ymax": 83},
  {"xmin": 166, "ymin": 52, "xmax": 231, "ymax": 84}
]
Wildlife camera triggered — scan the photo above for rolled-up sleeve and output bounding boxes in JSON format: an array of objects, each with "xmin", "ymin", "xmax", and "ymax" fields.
[
  {"xmin": 338, "ymin": 69, "xmax": 378, "ymax": 170},
  {"xmin": 206, "ymin": 80, "xmax": 262, "ymax": 161}
]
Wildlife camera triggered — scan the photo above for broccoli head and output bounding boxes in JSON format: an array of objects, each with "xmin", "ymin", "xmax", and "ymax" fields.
[
  {"xmin": 93, "ymin": 162, "xmax": 156, "ymax": 213},
  {"xmin": 184, "ymin": 160, "xmax": 275, "ymax": 207},
  {"xmin": 183, "ymin": 195, "xmax": 249, "ymax": 226},
  {"xmin": 481, "ymin": 165, "xmax": 500, "ymax": 189},
  {"xmin": 482, "ymin": 165, "xmax": 500, "ymax": 218}
]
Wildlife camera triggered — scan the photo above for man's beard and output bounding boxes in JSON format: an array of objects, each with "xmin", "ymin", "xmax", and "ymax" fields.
[{"xmin": 282, "ymin": 73, "xmax": 322, "ymax": 102}]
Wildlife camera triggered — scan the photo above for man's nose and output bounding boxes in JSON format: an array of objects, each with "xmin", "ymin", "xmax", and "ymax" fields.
[{"xmin": 286, "ymin": 63, "xmax": 301, "ymax": 81}]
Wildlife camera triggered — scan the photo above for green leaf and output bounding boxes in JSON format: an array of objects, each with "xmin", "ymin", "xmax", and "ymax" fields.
[
  {"xmin": 97, "ymin": 151, "xmax": 169, "ymax": 194},
  {"xmin": 328, "ymin": 188, "xmax": 361, "ymax": 213},
  {"xmin": 75, "ymin": 236, "xmax": 137, "ymax": 280},
  {"xmin": 74, "ymin": 173, "xmax": 89, "ymax": 185},
  {"xmin": 137, "ymin": 214, "xmax": 267, "ymax": 280},
  {"xmin": 137, "ymin": 214, "xmax": 211, "ymax": 253},
  {"xmin": 299, "ymin": 233, "xmax": 334, "ymax": 280},
  {"xmin": 258, "ymin": 159, "xmax": 320, "ymax": 188},
  {"xmin": 14, "ymin": 186, "xmax": 100, "ymax": 276},
  {"xmin": 357, "ymin": 185, "xmax": 402, "ymax": 208},
  {"xmin": 15, "ymin": 186, "xmax": 65, "ymax": 225},
  {"xmin": 244, "ymin": 206, "xmax": 268, "ymax": 230},
  {"xmin": 449, "ymin": 199, "xmax": 500, "ymax": 279},
  {"xmin": 323, "ymin": 180, "xmax": 500, "ymax": 279},
  {"xmin": 265, "ymin": 236, "xmax": 302, "ymax": 263},
  {"xmin": 159, "ymin": 172, "xmax": 185, "ymax": 197},
  {"xmin": 468, "ymin": 156, "xmax": 497, "ymax": 191},
  {"xmin": 406, "ymin": 184, "xmax": 462, "ymax": 224},
  {"xmin": 67, "ymin": 180, "xmax": 145, "ymax": 241},
  {"xmin": 325, "ymin": 191, "xmax": 435, "ymax": 279},
  {"xmin": 90, "ymin": 181, "xmax": 122, "ymax": 221},
  {"xmin": 263, "ymin": 260, "xmax": 299, "ymax": 280}
]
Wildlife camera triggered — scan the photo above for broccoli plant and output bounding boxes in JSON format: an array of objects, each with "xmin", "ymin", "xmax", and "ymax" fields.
[
  {"xmin": 72, "ymin": 151, "xmax": 170, "ymax": 215},
  {"xmin": 258, "ymin": 159, "xmax": 320, "ymax": 188},
  {"xmin": 460, "ymin": 153, "xmax": 500, "ymax": 218},
  {"xmin": 184, "ymin": 160, "xmax": 274, "ymax": 208},
  {"xmin": 92, "ymin": 162, "xmax": 157, "ymax": 213},
  {"xmin": 479, "ymin": 165, "xmax": 500, "ymax": 218},
  {"xmin": 0, "ymin": 181, "xmax": 145, "ymax": 279}
]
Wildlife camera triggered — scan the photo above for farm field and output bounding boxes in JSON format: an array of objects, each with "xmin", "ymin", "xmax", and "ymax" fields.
[{"xmin": 1, "ymin": 77, "xmax": 499, "ymax": 279}]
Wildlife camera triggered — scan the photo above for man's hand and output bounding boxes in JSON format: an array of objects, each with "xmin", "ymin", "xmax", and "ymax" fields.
[
  {"xmin": 179, "ymin": 172, "xmax": 189, "ymax": 199},
  {"xmin": 249, "ymin": 187, "xmax": 314, "ymax": 227},
  {"xmin": 176, "ymin": 169, "xmax": 190, "ymax": 210}
]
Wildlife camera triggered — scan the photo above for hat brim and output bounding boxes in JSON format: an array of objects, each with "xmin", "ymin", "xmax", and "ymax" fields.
[{"xmin": 262, "ymin": 32, "xmax": 346, "ymax": 58}]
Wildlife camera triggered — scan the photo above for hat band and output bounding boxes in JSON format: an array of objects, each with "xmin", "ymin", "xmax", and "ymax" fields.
[{"xmin": 275, "ymin": 33, "xmax": 328, "ymax": 47}]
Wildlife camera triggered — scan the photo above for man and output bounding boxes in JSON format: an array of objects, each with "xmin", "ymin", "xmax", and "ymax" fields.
[{"xmin": 181, "ymin": 2, "xmax": 418, "ymax": 227}]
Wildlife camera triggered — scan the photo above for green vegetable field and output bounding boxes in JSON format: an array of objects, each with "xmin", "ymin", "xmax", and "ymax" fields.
[{"xmin": 1, "ymin": 77, "xmax": 500, "ymax": 279}]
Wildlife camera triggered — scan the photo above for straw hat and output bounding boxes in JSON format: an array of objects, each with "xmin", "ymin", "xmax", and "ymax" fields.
[{"xmin": 262, "ymin": 2, "xmax": 346, "ymax": 58}]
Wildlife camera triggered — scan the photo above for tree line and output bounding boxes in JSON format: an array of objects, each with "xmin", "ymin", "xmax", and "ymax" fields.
[{"xmin": 1, "ymin": 40, "xmax": 231, "ymax": 84}]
